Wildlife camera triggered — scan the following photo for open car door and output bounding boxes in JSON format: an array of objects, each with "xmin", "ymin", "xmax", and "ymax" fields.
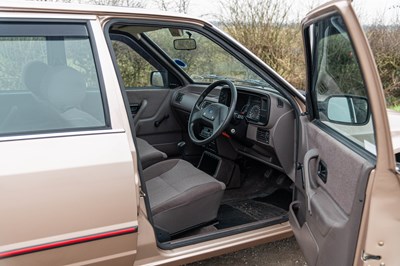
[{"xmin": 290, "ymin": 1, "xmax": 400, "ymax": 265}]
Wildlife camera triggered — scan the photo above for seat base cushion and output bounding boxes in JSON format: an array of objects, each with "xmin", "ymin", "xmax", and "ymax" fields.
[{"xmin": 144, "ymin": 159, "xmax": 225, "ymax": 235}]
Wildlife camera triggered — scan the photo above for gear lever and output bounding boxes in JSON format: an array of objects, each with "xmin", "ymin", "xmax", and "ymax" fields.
[{"xmin": 177, "ymin": 141, "xmax": 186, "ymax": 160}]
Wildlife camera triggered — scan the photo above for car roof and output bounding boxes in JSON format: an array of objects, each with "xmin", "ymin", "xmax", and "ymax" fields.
[{"xmin": 0, "ymin": 0, "xmax": 208, "ymax": 25}]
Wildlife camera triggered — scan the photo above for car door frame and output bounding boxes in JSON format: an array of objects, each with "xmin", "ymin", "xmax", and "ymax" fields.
[{"xmin": 293, "ymin": 1, "xmax": 400, "ymax": 265}]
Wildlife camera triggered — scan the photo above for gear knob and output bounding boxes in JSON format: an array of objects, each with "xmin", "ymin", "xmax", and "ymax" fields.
[{"xmin": 177, "ymin": 141, "xmax": 186, "ymax": 154}]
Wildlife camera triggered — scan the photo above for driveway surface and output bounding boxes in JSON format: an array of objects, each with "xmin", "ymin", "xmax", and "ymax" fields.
[{"xmin": 188, "ymin": 237, "xmax": 307, "ymax": 265}]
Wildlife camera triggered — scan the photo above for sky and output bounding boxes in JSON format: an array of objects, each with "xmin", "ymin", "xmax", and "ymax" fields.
[
  {"xmin": 177, "ymin": 0, "xmax": 400, "ymax": 25},
  {"xmin": 24, "ymin": 0, "xmax": 400, "ymax": 25}
]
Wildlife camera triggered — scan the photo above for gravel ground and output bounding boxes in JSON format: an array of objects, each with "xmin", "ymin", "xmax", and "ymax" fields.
[{"xmin": 188, "ymin": 237, "xmax": 307, "ymax": 266}]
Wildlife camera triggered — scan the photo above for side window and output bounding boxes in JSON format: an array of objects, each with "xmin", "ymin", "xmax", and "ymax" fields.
[
  {"xmin": 0, "ymin": 23, "xmax": 106, "ymax": 136},
  {"xmin": 111, "ymin": 36, "xmax": 164, "ymax": 88},
  {"xmin": 308, "ymin": 15, "xmax": 376, "ymax": 154}
]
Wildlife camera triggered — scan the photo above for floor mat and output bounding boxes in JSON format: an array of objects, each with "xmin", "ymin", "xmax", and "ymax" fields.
[
  {"xmin": 216, "ymin": 199, "xmax": 287, "ymax": 229},
  {"xmin": 216, "ymin": 204, "xmax": 257, "ymax": 229},
  {"xmin": 254, "ymin": 189, "xmax": 292, "ymax": 210}
]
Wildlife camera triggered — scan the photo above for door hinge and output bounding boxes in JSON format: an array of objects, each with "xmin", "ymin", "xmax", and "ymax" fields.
[
  {"xmin": 139, "ymin": 189, "xmax": 146, "ymax": 198},
  {"xmin": 362, "ymin": 250, "xmax": 381, "ymax": 261}
]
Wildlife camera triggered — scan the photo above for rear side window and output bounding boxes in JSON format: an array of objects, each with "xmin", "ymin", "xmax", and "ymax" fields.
[{"xmin": 0, "ymin": 23, "xmax": 106, "ymax": 136}]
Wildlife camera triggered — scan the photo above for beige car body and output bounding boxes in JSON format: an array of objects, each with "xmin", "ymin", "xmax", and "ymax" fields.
[{"xmin": 0, "ymin": 1, "xmax": 398, "ymax": 266}]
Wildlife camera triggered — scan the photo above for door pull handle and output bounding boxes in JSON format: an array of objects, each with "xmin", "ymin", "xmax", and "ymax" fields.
[
  {"xmin": 317, "ymin": 160, "xmax": 328, "ymax": 183},
  {"xmin": 154, "ymin": 114, "xmax": 169, "ymax": 127}
]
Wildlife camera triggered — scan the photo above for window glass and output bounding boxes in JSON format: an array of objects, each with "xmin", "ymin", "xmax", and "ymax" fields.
[
  {"xmin": 112, "ymin": 39, "xmax": 159, "ymax": 88},
  {"xmin": 0, "ymin": 37, "xmax": 47, "ymax": 90},
  {"xmin": 65, "ymin": 38, "xmax": 100, "ymax": 89},
  {"xmin": 0, "ymin": 25, "xmax": 106, "ymax": 136},
  {"xmin": 309, "ymin": 15, "xmax": 376, "ymax": 154}
]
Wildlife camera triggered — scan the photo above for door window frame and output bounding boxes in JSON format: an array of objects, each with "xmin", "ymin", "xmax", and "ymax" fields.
[
  {"xmin": 0, "ymin": 19, "xmax": 111, "ymax": 139},
  {"xmin": 303, "ymin": 11, "xmax": 378, "ymax": 163},
  {"xmin": 110, "ymin": 32, "xmax": 169, "ymax": 89}
]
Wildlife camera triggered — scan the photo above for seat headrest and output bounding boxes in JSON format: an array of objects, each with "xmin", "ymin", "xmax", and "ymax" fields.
[
  {"xmin": 22, "ymin": 61, "xmax": 50, "ymax": 98},
  {"xmin": 41, "ymin": 66, "xmax": 86, "ymax": 112}
]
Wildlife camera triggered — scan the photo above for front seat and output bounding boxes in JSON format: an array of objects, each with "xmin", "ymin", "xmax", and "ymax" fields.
[
  {"xmin": 136, "ymin": 137, "xmax": 167, "ymax": 169},
  {"xmin": 143, "ymin": 159, "xmax": 226, "ymax": 235}
]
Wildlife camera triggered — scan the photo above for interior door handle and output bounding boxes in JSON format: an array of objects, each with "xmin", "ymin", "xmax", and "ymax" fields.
[
  {"xmin": 318, "ymin": 160, "xmax": 328, "ymax": 183},
  {"xmin": 130, "ymin": 103, "xmax": 141, "ymax": 115},
  {"xmin": 303, "ymin": 149, "xmax": 319, "ymax": 216},
  {"xmin": 133, "ymin": 99, "xmax": 147, "ymax": 129}
]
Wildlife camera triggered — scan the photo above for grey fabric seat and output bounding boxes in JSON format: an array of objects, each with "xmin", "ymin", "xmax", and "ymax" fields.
[
  {"xmin": 136, "ymin": 137, "xmax": 167, "ymax": 169},
  {"xmin": 22, "ymin": 61, "xmax": 50, "ymax": 98},
  {"xmin": 144, "ymin": 159, "xmax": 225, "ymax": 235}
]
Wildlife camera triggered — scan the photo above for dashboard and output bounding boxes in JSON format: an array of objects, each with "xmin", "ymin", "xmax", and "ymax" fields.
[
  {"xmin": 235, "ymin": 93, "xmax": 269, "ymax": 125},
  {"xmin": 171, "ymin": 85, "xmax": 295, "ymax": 174},
  {"xmin": 219, "ymin": 88, "xmax": 270, "ymax": 125}
]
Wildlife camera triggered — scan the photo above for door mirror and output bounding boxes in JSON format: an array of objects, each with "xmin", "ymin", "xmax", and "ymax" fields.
[
  {"xmin": 150, "ymin": 71, "xmax": 164, "ymax": 87},
  {"xmin": 326, "ymin": 95, "xmax": 369, "ymax": 125},
  {"xmin": 173, "ymin": 38, "xmax": 196, "ymax": 50}
]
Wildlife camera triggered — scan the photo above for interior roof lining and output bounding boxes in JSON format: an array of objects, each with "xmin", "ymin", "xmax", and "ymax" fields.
[{"xmin": 111, "ymin": 24, "xmax": 163, "ymax": 36}]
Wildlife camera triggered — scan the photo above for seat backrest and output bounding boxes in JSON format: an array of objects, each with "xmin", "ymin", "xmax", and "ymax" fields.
[
  {"xmin": 22, "ymin": 60, "xmax": 50, "ymax": 99},
  {"xmin": 0, "ymin": 61, "xmax": 68, "ymax": 134},
  {"xmin": 41, "ymin": 66, "xmax": 86, "ymax": 112},
  {"xmin": 40, "ymin": 66, "xmax": 102, "ymax": 127}
]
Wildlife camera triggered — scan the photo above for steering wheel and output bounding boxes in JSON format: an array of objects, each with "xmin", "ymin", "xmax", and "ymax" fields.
[{"xmin": 188, "ymin": 80, "xmax": 237, "ymax": 145}]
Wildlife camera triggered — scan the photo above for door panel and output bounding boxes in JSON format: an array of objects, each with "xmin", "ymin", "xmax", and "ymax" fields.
[
  {"xmin": 295, "ymin": 1, "xmax": 399, "ymax": 265},
  {"xmin": 290, "ymin": 118, "xmax": 373, "ymax": 265},
  {"xmin": 0, "ymin": 133, "xmax": 138, "ymax": 265},
  {"xmin": 126, "ymin": 88, "xmax": 183, "ymax": 156},
  {"xmin": 0, "ymin": 19, "xmax": 139, "ymax": 265}
]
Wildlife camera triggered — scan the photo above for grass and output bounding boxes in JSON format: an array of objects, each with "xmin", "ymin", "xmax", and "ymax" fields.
[{"xmin": 390, "ymin": 105, "xmax": 400, "ymax": 112}]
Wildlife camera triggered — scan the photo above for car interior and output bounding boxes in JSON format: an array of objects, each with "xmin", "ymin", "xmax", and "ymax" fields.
[
  {"xmin": 69, "ymin": 16, "xmax": 377, "ymax": 264},
  {"xmin": 107, "ymin": 22, "xmax": 297, "ymax": 247}
]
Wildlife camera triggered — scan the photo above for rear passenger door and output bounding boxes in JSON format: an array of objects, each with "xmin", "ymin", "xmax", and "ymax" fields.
[
  {"xmin": 290, "ymin": 1, "xmax": 400, "ymax": 265},
  {"xmin": 0, "ymin": 20, "xmax": 138, "ymax": 265}
]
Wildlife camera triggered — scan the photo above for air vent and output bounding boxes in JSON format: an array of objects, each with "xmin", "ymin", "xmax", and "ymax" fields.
[
  {"xmin": 277, "ymin": 98, "xmax": 284, "ymax": 108},
  {"xmin": 175, "ymin": 92, "xmax": 184, "ymax": 103},
  {"xmin": 318, "ymin": 82, "xmax": 329, "ymax": 94},
  {"xmin": 256, "ymin": 128, "xmax": 270, "ymax": 144}
]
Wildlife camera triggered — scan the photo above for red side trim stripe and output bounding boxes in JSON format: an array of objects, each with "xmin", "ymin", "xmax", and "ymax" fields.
[{"xmin": 0, "ymin": 226, "xmax": 137, "ymax": 259}]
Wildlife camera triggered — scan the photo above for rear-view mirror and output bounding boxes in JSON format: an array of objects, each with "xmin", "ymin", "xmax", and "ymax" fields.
[
  {"xmin": 326, "ymin": 95, "xmax": 369, "ymax": 125},
  {"xmin": 174, "ymin": 38, "xmax": 196, "ymax": 50}
]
